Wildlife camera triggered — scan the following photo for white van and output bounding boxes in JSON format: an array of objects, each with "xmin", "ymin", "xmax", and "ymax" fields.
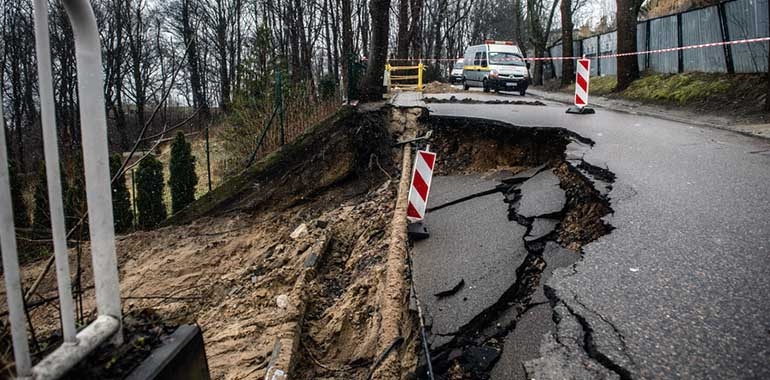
[{"xmin": 463, "ymin": 41, "xmax": 530, "ymax": 95}]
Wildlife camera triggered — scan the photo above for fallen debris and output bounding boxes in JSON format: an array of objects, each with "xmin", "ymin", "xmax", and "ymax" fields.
[
  {"xmin": 423, "ymin": 96, "xmax": 545, "ymax": 106},
  {"xmin": 422, "ymin": 81, "xmax": 460, "ymax": 94},
  {"xmin": 290, "ymin": 224, "xmax": 309, "ymax": 240}
]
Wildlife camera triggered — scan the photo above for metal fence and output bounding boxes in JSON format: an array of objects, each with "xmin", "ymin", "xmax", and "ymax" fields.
[
  {"xmin": 548, "ymin": 0, "xmax": 769, "ymax": 78},
  {"xmin": 1, "ymin": 1, "xmax": 123, "ymax": 379}
]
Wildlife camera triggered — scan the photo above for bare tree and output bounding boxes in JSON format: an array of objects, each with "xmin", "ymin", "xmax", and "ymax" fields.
[
  {"xmin": 615, "ymin": 0, "xmax": 644, "ymax": 91},
  {"xmin": 359, "ymin": 0, "xmax": 390, "ymax": 100},
  {"xmin": 561, "ymin": 0, "xmax": 574, "ymax": 85},
  {"xmin": 527, "ymin": 0, "xmax": 558, "ymax": 85},
  {"xmin": 171, "ymin": 0, "xmax": 209, "ymax": 117}
]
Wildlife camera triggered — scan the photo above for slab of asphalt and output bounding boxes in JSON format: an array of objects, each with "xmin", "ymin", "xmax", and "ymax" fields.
[
  {"xmin": 515, "ymin": 169, "xmax": 566, "ymax": 219},
  {"xmin": 491, "ymin": 243, "xmax": 580, "ymax": 380},
  {"xmin": 427, "ymin": 174, "xmax": 500, "ymax": 209},
  {"xmin": 525, "ymin": 218, "xmax": 560, "ymax": 243},
  {"xmin": 412, "ymin": 181, "xmax": 528, "ymax": 348},
  {"xmin": 425, "ymin": 93, "xmax": 770, "ymax": 379}
]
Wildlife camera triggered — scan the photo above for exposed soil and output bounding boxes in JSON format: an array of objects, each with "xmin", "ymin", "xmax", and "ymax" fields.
[
  {"xmin": 422, "ymin": 82, "xmax": 460, "ymax": 94},
  {"xmin": 553, "ymin": 161, "xmax": 613, "ymax": 250},
  {"xmin": 0, "ymin": 108, "xmax": 407, "ymax": 380},
  {"xmin": 426, "ymin": 117, "xmax": 582, "ymax": 176}
]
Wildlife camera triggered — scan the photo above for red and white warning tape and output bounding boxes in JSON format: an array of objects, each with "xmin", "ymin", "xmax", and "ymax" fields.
[{"xmin": 386, "ymin": 36, "xmax": 770, "ymax": 62}]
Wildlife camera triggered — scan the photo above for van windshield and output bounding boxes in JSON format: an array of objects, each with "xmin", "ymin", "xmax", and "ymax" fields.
[
  {"xmin": 453, "ymin": 61, "xmax": 464, "ymax": 69},
  {"xmin": 488, "ymin": 52, "xmax": 526, "ymax": 66}
]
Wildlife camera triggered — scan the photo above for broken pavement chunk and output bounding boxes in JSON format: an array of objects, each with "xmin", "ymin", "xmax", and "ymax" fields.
[
  {"xmin": 434, "ymin": 279, "xmax": 465, "ymax": 299},
  {"xmin": 515, "ymin": 170, "xmax": 566, "ymax": 218},
  {"xmin": 524, "ymin": 218, "xmax": 559, "ymax": 242}
]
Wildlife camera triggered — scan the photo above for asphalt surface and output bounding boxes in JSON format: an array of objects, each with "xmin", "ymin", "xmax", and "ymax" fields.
[
  {"xmin": 515, "ymin": 169, "xmax": 566, "ymax": 218},
  {"xmin": 412, "ymin": 183, "xmax": 527, "ymax": 348},
  {"xmin": 398, "ymin": 90, "xmax": 770, "ymax": 379}
]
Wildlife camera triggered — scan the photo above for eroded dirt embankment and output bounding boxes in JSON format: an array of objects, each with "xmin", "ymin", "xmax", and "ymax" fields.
[
  {"xmin": 0, "ymin": 106, "xmax": 422, "ymax": 380},
  {"xmin": 409, "ymin": 116, "xmax": 613, "ymax": 380}
]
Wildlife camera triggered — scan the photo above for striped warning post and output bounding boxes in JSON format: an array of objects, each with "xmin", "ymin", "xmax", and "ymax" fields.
[
  {"xmin": 407, "ymin": 150, "xmax": 437, "ymax": 221},
  {"xmin": 574, "ymin": 58, "xmax": 590, "ymax": 107}
]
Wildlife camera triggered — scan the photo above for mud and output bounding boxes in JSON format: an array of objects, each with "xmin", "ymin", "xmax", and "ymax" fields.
[
  {"xmin": 0, "ymin": 108, "xmax": 409, "ymax": 380},
  {"xmin": 410, "ymin": 117, "xmax": 613, "ymax": 380},
  {"xmin": 426, "ymin": 117, "xmax": 578, "ymax": 176}
]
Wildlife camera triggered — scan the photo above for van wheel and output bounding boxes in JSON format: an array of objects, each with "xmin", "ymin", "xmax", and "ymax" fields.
[
  {"xmin": 463, "ymin": 81, "xmax": 469, "ymax": 91},
  {"xmin": 519, "ymin": 89, "xmax": 526, "ymax": 96},
  {"xmin": 483, "ymin": 79, "xmax": 490, "ymax": 93}
]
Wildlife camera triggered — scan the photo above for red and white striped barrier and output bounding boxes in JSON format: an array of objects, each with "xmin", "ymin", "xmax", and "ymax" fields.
[
  {"xmin": 575, "ymin": 58, "xmax": 590, "ymax": 107},
  {"xmin": 407, "ymin": 150, "xmax": 437, "ymax": 221}
]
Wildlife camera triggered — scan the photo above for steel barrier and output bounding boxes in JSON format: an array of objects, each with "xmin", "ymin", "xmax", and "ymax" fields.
[{"xmin": 1, "ymin": 0, "xmax": 123, "ymax": 378}]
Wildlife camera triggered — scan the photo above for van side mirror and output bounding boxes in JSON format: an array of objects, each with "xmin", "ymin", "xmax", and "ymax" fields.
[
  {"xmin": 526, "ymin": 62, "xmax": 531, "ymax": 69},
  {"xmin": 481, "ymin": 59, "xmax": 488, "ymax": 67}
]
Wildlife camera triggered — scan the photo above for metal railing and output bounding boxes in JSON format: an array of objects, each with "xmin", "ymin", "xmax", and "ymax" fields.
[
  {"xmin": 1, "ymin": 0, "xmax": 123, "ymax": 379},
  {"xmin": 385, "ymin": 62, "xmax": 426, "ymax": 91}
]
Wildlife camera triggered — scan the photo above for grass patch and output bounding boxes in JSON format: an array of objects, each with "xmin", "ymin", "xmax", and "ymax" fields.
[
  {"xmin": 554, "ymin": 72, "xmax": 767, "ymax": 117},
  {"xmin": 623, "ymin": 73, "xmax": 733, "ymax": 104}
]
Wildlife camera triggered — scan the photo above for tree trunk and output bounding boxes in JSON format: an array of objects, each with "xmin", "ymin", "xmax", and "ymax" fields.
[
  {"xmin": 533, "ymin": 46, "xmax": 544, "ymax": 86},
  {"xmin": 561, "ymin": 0, "xmax": 575, "ymax": 86},
  {"xmin": 616, "ymin": 0, "xmax": 640, "ymax": 91},
  {"xmin": 215, "ymin": 0, "xmax": 230, "ymax": 111},
  {"xmin": 396, "ymin": 0, "xmax": 410, "ymax": 60},
  {"xmin": 433, "ymin": 0, "xmax": 447, "ymax": 63},
  {"xmin": 340, "ymin": 0, "xmax": 354, "ymax": 98},
  {"xmin": 359, "ymin": 0, "xmax": 390, "ymax": 100},
  {"xmin": 409, "ymin": 0, "xmax": 423, "ymax": 59},
  {"xmin": 181, "ymin": 0, "xmax": 209, "ymax": 117}
]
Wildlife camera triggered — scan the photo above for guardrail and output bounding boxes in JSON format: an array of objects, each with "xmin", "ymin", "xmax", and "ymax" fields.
[
  {"xmin": 1, "ymin": 0, "xmax": 123, "ymax": 379},
  {"xmin": 385, "ymin": 62, "xmax": 425, "ymax": 91}
]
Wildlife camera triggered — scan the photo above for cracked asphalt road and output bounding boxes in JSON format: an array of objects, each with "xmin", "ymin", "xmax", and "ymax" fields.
[
  {"xmin": 413, "ymin": 175, "xmax": 528, "ymax": 347},
  {"xmin": 401, "ymin": 91, "xmax": 770, "ymax": 379}
]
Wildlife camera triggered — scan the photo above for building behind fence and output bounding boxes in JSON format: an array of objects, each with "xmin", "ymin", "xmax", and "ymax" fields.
[{"xmin": 548, "ymin": 0, "xmax": 768, "ymax": 79}]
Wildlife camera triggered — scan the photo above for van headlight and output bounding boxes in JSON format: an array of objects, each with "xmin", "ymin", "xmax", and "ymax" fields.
[{"xmin": 489, "ymin": 69, "xmax": 499, "ymax": 79}]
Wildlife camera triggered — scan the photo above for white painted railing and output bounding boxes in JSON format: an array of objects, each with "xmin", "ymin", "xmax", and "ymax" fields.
[{"xmin": 0, "ymin": 0, "xmax": 123, "ymax": 379}]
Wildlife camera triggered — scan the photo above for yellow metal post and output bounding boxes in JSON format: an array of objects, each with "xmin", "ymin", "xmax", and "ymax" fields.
[{"xmin": 417, "ymin": 62, "xmax": 424, "ymax": 91}]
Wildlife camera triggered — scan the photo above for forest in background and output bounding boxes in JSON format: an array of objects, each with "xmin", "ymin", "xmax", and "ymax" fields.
[{"xmin": 2, "ymin": 0, "xmax": 762, "ymax": 242}]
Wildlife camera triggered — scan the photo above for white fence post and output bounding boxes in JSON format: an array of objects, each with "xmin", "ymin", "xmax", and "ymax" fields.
[
  {"xmin": 33, "ymin": 0, "xmax": 78, "ymax": 346},
  {"xmin": 60, "ymin": 0, "xmax": 124, "ymax": 336},
  {"xmin": 1, "ymin": 0, "xmax": 124, "ymax": 378},
  {"xmin": 0, "ymin": 94, "xmax": 33, "ymax": 380}
]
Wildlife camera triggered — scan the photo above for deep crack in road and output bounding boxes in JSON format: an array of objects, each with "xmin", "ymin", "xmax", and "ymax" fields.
[{"xmin": 409, "ymin": 118, "xmax": 613, "ymax": 379}]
